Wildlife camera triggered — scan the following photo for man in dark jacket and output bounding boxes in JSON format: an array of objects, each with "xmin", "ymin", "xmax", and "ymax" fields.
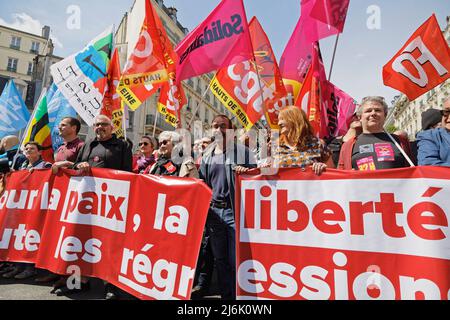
[
  {"xmin": 59, "ymin": 115, "xmax": 132, "ymax": 299},
  {"xmin": 74, "ymin": 115, "xmax": 132, "ymax": 172}
]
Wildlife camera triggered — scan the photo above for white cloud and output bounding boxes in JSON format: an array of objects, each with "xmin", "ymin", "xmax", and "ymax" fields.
[{"xmin": 0, "ymin": 13, "xmax": 63, "ymax": 49}]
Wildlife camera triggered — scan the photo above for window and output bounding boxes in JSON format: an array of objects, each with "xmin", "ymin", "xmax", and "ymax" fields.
[
  {"xmin": 7, "ymin": 58, "xmax": 18, "ymax": 72},
  {"xmin": 10, "ymin": 36, "xmax": 21, "ymax": 50},
  {"xmin": 186, "ymin": 97, "xmax": 191, "ymax": 112},
  {"xmin": 128, "ymin": 110, "xmax": 135, "ymax": 130},
  {"xmin": 27, "ymin": 62, "xmax": 33, "ymax": 75},
  {"xmin": 196, "ymin": 82, "xmax": 202, "ymax": 94},
  {"xmin": 31, "ymin": 41, "xmax": 40, "ymax": 54},
  {"xmin": 205, "ymin": 109, "xmax": 210, "ymax": 123}
]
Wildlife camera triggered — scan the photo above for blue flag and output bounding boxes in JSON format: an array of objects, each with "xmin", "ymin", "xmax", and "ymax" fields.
[
  {"xmin": 47, "ymin": 83, "xmax": 78, "ymax": 151},
  {"xmin": 0, "ymin": 80, "xmax": 30, "ymax": 138}
]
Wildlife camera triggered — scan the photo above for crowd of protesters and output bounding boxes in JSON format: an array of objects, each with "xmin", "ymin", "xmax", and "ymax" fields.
[{"xmin": 0, "ymin": 95, "xmax": 449, "ymax": 300}]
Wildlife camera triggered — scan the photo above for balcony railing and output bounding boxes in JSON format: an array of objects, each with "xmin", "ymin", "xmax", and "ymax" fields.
[{"xmin": 10, "ymin": 44, "xmax": 20, "ymax": 50}]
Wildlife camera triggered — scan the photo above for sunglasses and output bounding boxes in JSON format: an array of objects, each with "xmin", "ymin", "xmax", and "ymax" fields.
[
  {"xmin": 139, "ymin": 142, "xmax": 150, "ymax": 147},
  {"xmin": 94, "ymin": 122, "xmax": 110, "ymax": 128},
  {"xmin": 441, "ymin": 110, "xmax": 450, "ymax": 117},
  {"xmin": 159, "ymin": 140, "xmax": 170, "ymax": 147}
]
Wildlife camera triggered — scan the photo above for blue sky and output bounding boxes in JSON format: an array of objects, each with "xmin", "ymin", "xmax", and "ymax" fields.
[{"xmin": 1, "ymin": 0, "xmax": 449, "ymax": 105}]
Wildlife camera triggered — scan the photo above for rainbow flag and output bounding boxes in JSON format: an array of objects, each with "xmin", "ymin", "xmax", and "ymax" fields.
[{"xmin": 22, "ymin": 89, "xmax": 54, "ymax": 163}]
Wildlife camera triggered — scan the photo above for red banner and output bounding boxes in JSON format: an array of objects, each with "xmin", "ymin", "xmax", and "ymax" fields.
[
  {"xmin": 236, "ymin": 167, "xmax": 450, "ymax": 300},
  {"xmin": 0, "ymin": 169, "xmax": 212, "ymax": 300},
  {"xmin": 383, "ymin": 14, "xmax": 450, "ymax": 101},
  {"xmin": 0, "ymin": 170, "xmax": 55, "ymax": 262}
]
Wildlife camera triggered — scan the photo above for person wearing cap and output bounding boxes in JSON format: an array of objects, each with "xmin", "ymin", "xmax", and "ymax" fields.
[{"xmin": 417, "ymin": 98, "xmax": 450, "ymax": 167}]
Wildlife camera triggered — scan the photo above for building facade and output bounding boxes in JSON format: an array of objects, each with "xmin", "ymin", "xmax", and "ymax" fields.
[
  {"xmin": 0, "ymin": 24, "xmax": 57, "ymax": 107},
  {"xmin": 115, "ymin": 0, "xmax": 240, "ymax": 147},
  {"xmin": 385, "ymin": 16, "xmax": 450, "ymax": 140}
]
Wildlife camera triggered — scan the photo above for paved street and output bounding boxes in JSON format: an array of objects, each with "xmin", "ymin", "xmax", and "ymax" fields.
[
  {"xmin": 0, "ymin": 268, "xmax": 220, "ymax": 300},
  {"xmin": 0, "ymin": 275, "xmax": 107, "ymax": 300}
]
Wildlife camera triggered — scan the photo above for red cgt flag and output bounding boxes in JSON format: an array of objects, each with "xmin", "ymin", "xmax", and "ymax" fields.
[
  {"xmin": 117, "ymin": 0, "xmax": 176, "ymax": 110},
  {"xmin": 209, "ymin": 17, "xmax": 286, "ymax": 130},
  {"xmin": 383, "ymin": 14, "xmax": 450, "ymax": 101},
  {"xmin": 157, "ymin": 80, "xmax": 187, "ymax": 128}
]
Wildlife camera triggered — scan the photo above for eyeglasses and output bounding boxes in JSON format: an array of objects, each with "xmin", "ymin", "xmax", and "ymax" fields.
[
  {"xmin": 159, "ymin": 140, "xmax": 170, "ymax": 147},
  {"xmin": 139, "ymin": 142, "xmax": 150, "ymax": 147},
  {"xmin": 94, "ymin": 122, "xmax": 110, "ymax": 128},
  {"xmin": 441, "ymin": 110, "xmax": 450, "ymax": 117}
]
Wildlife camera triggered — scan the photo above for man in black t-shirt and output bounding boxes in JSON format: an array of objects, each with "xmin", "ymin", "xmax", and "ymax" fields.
[
  {"xmin": 351, "ymin": 132, "xmax": 408, "ymax": 170},
  {"xmin": 338, "ymin": 96, "xmax": 413, "ymax": 170}
]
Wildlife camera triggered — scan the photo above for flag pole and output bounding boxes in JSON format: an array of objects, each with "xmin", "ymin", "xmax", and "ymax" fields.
[
  {"xmin": 328, "ymin": 34, "xmax": 340, "ymax": 82},
  {"xmin": 12, "ymin": 87, "xmax": 47, "ymax": 169},
  {"xmin": 122, "ymin": 102, "xmax": 127, "ymax": 140},
  {"xmin": 152, "ymin": 102, "xmax": 159, "ymax": 138}
]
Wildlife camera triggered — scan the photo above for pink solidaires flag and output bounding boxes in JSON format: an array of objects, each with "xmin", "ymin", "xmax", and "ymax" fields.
[
  {"xmin": 325, "ymin": 81, "xmax": 357, "ymax": 137},
  {"xmin": 175, "ymin": 0, "xmax": 254, "ymax": 82}
]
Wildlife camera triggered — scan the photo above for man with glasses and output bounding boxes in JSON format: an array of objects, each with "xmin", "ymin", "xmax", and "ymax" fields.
[
  {"xmin": 57, "ymin": 115, "xmax": 132, "ymax": 299},
  {"xmin": 417, "ymin": 97, "xmax": 450, "ymax": 166},
  {"xmin": 338, "ymin": 96, "xmax": 413, "ymax": 170},
  {"xmin": 74, "ymin": 115, "xmax": 132, "ymax": 172}
]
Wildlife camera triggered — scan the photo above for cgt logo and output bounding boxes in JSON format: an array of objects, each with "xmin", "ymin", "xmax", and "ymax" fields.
[{"xmin": 60, "ymin": 177, "xmax": 130, "ymax": 233}]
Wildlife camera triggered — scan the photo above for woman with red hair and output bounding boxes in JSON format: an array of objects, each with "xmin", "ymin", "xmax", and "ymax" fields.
[{"xmin": 272, "ymin": 106, "xmax": 334, "ymax": 175}]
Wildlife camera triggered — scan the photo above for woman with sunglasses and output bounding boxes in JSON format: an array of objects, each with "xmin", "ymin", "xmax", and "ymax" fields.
[
  {"xmin": 148, "ymin": 131, "xmax": 199, "ymax": 178},
  {"xmin": 133, "ymin": 136, "xmax": 157, "ymax": 174},
  {"xmin": 417, "ymin": 98, "xmax": 450, "ymax": 167}
]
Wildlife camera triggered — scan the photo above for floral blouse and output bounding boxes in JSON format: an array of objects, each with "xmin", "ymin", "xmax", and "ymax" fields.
[{"xmin": 273, "ymin": 137, "xmax": 331, "ymax": 168}]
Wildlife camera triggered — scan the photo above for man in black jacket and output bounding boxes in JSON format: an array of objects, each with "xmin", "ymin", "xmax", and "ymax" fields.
[
  {"xmin": 58, "ymin": 115, "xmax": 132, "ymax": 299},
  {"xmin": 74, "ymin": 115, "xmax": 132, "ymax": 172}
]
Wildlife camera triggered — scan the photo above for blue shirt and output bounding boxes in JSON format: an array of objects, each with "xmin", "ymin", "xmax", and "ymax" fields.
[{"xmin": 417, "ymin": 128, "xmax": 450, "ymax": 167}]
